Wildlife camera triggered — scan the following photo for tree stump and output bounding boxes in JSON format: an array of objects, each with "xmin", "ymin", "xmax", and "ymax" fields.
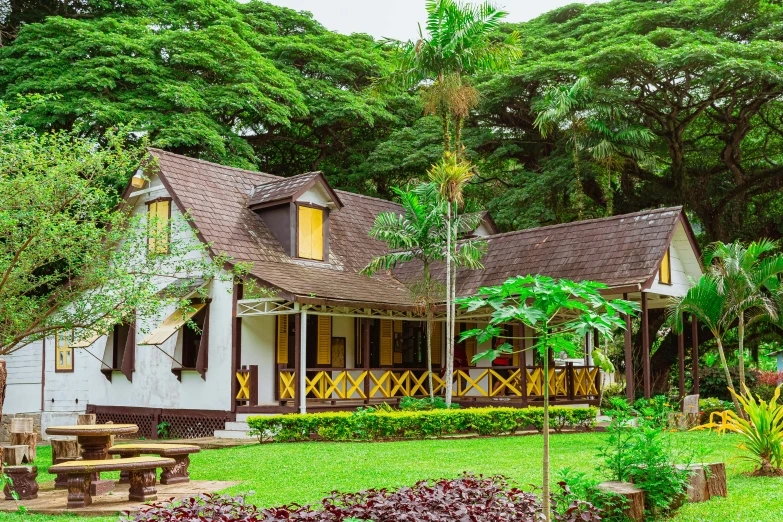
[
  {"xmin": 2, "ymin": 445, "xmax": 29, "ymax": 465},
  {"xmin": 676, "ymin": 464, "xmax": 710, "ymax": 503},
  {"xmin": 51, "ymin": 439, "xmax": 80, "ymax": 489},
  {"xmin": 9, "ymin": 432, "xmax": 36, "ymax": 461},
  {"xmin": 597, "ymin": 481, "xmax": 645, "ymax": 522},
  {"xmin": 706, "ymin": 462, "xmax": 728, "ymax": 498},
  {"xmin": 77, "ymin": 414, "xmax": 97, "ymax": 425}
]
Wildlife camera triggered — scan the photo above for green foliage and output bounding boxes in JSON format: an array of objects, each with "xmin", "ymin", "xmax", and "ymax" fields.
[
  {"xmin": 633, "ymin": 396, "xmax": 678, "ymax": 431},
  {"xmin": 156, "ymin": 421, "xmax": 171, "ymax": 439},
  {"xmin": 398, "ymin": 396, "xmax": 458, "ymax": 411},
  {"xmin": 698, "ymin": 366, "xmax": 759, "ymax": 402},
  {"xmin": 600, "ymin": 382, "xmax": 626, "ymax": 412},
  {"xmin": 597, "ymin": 399, "xmax": 693, "ymax": 518},
  {"xmin": 0, "ymin": 101, "xmax": 232, "ymax": 354},
  {"xmin": 698, "ymin": 397, "xmax": 735, "ymax": 425},
  {"xmin": 695, "ymin": 386, "xmax": 783, "ymax": 475},
  {"xmin": 246, "ymin": 406, "xmax": 597, "ymax": 443}
]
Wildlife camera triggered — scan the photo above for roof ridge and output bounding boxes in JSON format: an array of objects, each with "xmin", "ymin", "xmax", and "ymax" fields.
[
  {"xmin": 482, "ymin": 206, "xmax": 684, "ymax": 241},
  {"xmin": 148, "ymin": 148, "xmax": 279, "ymax": 180}
]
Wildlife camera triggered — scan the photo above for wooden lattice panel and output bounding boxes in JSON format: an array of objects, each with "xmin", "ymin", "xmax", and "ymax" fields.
[
  {"xmin": 159, "ymin": 414, "xmax": 227, "ymax": 439},
  {"xmin": 94, "ymin": 412, "xmax": 155, "ymax": 439}
]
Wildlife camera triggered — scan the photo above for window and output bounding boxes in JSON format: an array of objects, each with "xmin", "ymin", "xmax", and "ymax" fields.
[
  {"xmin": 660, "ymin": 248, "xmax": 672, "ymax": 285},
  {"xmin": 297, "ymin": 205, "xmax": 324, "ymax": 260},
  {"xmin": 55, "ymin": 331, "xmax": 73, "ymax": 372},
  {"xmin": 181, "ymin": 305, "xmax": 207, "ymax": 369},
  {"xmin": 111, "ymin": 324, "xmax": 131, "ymax": 370},
  {"xmin": 147, "ymin": 198, "xmax": 171, "ymax": 254}
]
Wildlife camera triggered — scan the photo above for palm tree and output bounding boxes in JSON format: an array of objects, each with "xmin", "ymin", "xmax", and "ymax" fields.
[
  {"xmin": 586, "ymin": 112, "xmax": 657, "ymax": 216},
  {"xmin": 668, "ymin": 276, "xmax": 742, "ymax": 413},
  {"xmin": 379, "ymin": 0, "xmax": 521, "ymax": 154},
  {"xmin": 362, "ymin": 187, "xmax": 445, "ymax": 397},
  {"xmin": 427, "ymin": 152, "xmax": 474, "ymax": 406},
  {"xmin": 703, "ymin": 240, "xmax": 783, "ymax": 393},
  {"xmin": 534, "ymin": 78, "xmax": 592, "ymax": 219}
]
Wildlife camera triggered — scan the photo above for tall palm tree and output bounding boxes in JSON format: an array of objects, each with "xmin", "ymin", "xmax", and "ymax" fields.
[
  {"xmin": 379, "ymin": 0, "xmax": 521, "ymax": 154},
  {"xmin": 362, "ymin": 187, "xmax": 446, "ymax": 397},
  {"xmin": 703, "ymin": 240, "xmax": 783, "ymax": 393},
  {"xmin": 668, "ymin": 275, "xmax": 742, "ymax": 413},
  {"xmin": 427, "ymin": 152, "xmax": 474, "ymax": 406}
]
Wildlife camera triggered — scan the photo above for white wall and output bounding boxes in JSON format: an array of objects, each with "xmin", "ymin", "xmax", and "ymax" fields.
[
  {"xmin": 647, "ymin": 221, "xmax": 702, "ymax": 297},
  {"xmin": 3, "ymin": 171, "xmax": 237, "ymax": 421},
  {"xmin": 297, "ymin": 183, "xmax": 334, "ymax": 208},
  {"xmin": 241, "ymin": 315, "xmax": 276, "ymax": 405}
]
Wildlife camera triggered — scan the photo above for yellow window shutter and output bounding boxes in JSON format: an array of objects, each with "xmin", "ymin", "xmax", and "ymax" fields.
[
  {"xmin": 277, "ymin": 315, "xmax": 289, "ymax": 364},
  {"xmin": 430, "ymin": 322, "xmax": 441, "ymax": 365},
  {"xmin": 317, "ymin": 315, "xmax": 331, "ymax": 365},
  {"xmin": 298, "ymin": 206, "xmax": 324, "ymax": 261},
  {"xmin": 660, "ymin": 249, "xmax": 671, "ymax": 284},
  {"xmin": 298, "ymin": 206, "xmax": 312, "ymax": 259},
  {"xmin": 148, "ymin": 200, "xmax": 170, "ymax": 254},
  {"xmin": 380, "ymin": 319, "xmax": 393, "ymax": 366},
  {"xmin": 512, "ymin": 323, "xmax": 520, "ymax": 367},
  {"xmin": 465, "ymin": 322, "xmax": 477, "ymax": 366},
  {"xmin": 310, "ymin": 207, "xmax": 323, "ymax": 261}
]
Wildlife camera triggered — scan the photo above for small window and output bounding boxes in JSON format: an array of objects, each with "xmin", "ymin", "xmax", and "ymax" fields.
[
  {"xmin": 111, "ymin": 324, "xmax": 131, "ymax": 370},
  {"xmin": 55, "ymin": 331, "xmax": 73, "ymax": 372},
  {"xmin": 297, "ymin": 205, "xmax": 324, "ymax": 260},
  {"xmin": 147, "ymin": 199, "xmax": 171, "ymax": 254},
  {"xmin": 181, "ymin": 306, "xmax": 207, "ymax": 368},
  {"xmin": 660, "ymin": 248, "xmax": 672, "ymax": 285}
]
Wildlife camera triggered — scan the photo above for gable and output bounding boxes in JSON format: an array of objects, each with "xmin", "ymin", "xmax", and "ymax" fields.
[{"xmin": 646, "ymin": 219, "xmax": 703, "ymax": 297}]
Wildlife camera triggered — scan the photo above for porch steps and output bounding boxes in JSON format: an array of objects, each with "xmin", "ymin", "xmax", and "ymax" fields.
[
  {"xmin": 213, "ymin": 414, "xmax": 276, "ymax": 439},
  {"xmin": 214, "ymin": 421, "xmax": 253, "ymax": 440}
]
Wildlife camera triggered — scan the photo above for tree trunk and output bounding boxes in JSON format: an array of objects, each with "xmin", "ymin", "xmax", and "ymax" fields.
[
  {"xmin": 0, "ymin": 359, "xmax": 5, "ymax": 475},
  {"xmin": 442, "ymin": 111, "xmax": 451, "ymax": 153},
  {"xmin": 605, "ymin": 168, "xmax": 613, "ymax": 216},
  {"xmin": 542, "ymin": 328, "xmax": 551, "ymax": 522},
  {"xmin": 444, "ymin": 203, "xmax": 454, "ymax": 407},
  {"xmin": 737, "ymin": 315, "xmax": 746, "ymax": 395},
  {"xmin": 572, "ymin": 131, "xmax": 584, "ymax": 219},
  {"xmin": 716, "ymin": 339, "xmax": 742, "ymax": 413},
  {"xmin": 455, "ymin": 117, "xmax": 463, "ymax": 157}
]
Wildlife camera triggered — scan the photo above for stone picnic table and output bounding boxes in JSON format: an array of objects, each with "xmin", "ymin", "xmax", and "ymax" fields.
[{"xmin": 46, "ymin": 423, "xmax": 138, "ymax": 495}]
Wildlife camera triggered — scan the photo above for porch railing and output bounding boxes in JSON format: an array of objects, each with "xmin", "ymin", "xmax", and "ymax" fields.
[{"xmin": 276, "ymin": 364, "xmax": 599, "ymax": 402}]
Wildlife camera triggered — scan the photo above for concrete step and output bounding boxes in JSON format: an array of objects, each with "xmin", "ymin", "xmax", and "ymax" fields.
[
  {"xmin": 224, "ymin": 421, "xmax": 250, "ymax": 431},
  {"xmin": 213, "ymin": 428, "xmax": 254, "ymax": 440}
]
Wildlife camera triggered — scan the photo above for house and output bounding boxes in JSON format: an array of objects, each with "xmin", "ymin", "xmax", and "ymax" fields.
[{"xmin": 2, "ymin": 150, "xmax": 704, "ymax": 439}]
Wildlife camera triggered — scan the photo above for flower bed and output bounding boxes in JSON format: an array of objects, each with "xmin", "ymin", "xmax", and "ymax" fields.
[
  {"xmin": 124, "ymin": 475, "xmax": 602, "ymax": 522},
  {"xmin": 247, "ymin": 406, "xmax": 597, "ymax": 442}
]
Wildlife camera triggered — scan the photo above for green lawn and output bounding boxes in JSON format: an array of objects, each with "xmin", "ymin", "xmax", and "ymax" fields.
[{"xmin": 2, "ymin": 431, "xmax": 781, "ymax": 521}]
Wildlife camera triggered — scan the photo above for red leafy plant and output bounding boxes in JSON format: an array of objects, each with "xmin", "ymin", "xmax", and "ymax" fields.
[
  {"xmin": 123, "ymin": 474, "xmax": 602, "ymax": 522},
  {"xmin": 755, "ymin": 370, "xmax": 783, "ymax": 387}
]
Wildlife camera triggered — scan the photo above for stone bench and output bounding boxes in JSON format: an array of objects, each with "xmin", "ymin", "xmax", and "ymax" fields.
[
  {"xmin": 108, "ymin": 443, "xmax": 200, "ymax": 485},
  {"xmin": 3, "ymin": 465, "xmax": 38, "ymax": 500},
  {"xmin": 49, "ymin": 456, "xmax": 175, "ymax": 508}
]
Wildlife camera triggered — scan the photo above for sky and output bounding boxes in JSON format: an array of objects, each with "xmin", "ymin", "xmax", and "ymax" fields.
[{"xmin": 262, "ymin": 1, "xmax": 603, "ymax": 41}]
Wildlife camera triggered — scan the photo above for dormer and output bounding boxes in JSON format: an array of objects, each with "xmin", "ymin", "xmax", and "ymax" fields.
[
  {"xmin": 248, "ymin": 172, "xmax": 343, "ymax": 262},
  {"xmin": 460, "ymin": 210, "xmax": 498, "ymax": 238}
]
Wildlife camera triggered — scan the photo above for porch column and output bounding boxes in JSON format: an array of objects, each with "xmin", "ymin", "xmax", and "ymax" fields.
[
  {"xmin": 691, "ymin": 316, "xmax": 699, "ymax": 395},
  {"xmin": 298, "ymin": 311, "xmax": 308, "ymax": 414},
  {"xmin": 623, "ymin": 293, "xmax": 634, "ymax": 402},
  {"xmin": 519, "ymin": 322, "xmax": 528, "ymax": 407},
  {"xmin": 363, "ymin": 318, "xmax": 370, "ymax": 404},
  {"xmin": 641, "ymin": 292, "xmax": 651, "ymax": 399},
  {"xmin": 230, "ymin": 283, "xmax": 243, "ymax": 413},
  {"xmin": 678, "ymin": 312, "xmax": 685, "ymax": 400}
]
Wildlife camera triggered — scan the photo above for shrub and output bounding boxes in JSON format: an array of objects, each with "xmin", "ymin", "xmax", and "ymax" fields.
[
  {"xmin": 398, "ymin": 396, "xmax": 458, "ymax": 411},
  {"xmin": 600, "ymin": 382, "xmax": 626, "ymax": 411},
  {"xmin": 698, "ymin": 397, "xmax": 735, "ymax": 424},
  {"xmin": 633, "ymin": 395, "xmax": 678, "ymax": 430},
  {"xmin": 125, "ymin": 476, "xmax": 603, "ymax": 522},
  {"xmin": 694, "ymin": 385, "xmax": 783, "ymax": 476},
  {"xmin": 247, "ymin": 406, "xmax": 597, "ymax": 443},
  {"xmin": 699, "ymin": 366, "xmax": 758, "ymax": 401}
]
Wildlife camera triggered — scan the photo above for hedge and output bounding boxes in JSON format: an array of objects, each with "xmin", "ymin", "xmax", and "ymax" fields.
[{"xmin": 246, "ymin": 406, "xmax": 597, "ymax": 442}]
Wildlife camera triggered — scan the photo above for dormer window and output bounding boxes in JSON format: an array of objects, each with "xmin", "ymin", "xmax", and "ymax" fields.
[
  {"xmin": 297, "ymin": 205, "xmax": 325, "ymax": 260},
  {"xmin": 247, "ymin": 171, "xmax": 342, "ymax": 262}
]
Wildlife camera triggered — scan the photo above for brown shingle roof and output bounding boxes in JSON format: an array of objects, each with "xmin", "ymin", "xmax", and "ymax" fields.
[
  {"xmin": 148, "ymin": 149, "xmax": 689, "ymax": 308},
  {"xmin": 247, "ymin": 172, "xmax": 320, "ymax": 207},
  {"xmin": 395, "ymin": 206, "xmax": 687, "ymax": 296}
]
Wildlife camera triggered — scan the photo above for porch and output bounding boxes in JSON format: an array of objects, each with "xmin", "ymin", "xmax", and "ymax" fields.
[{"xmin": 232, "ymin": 297, "xmax": 610, "ymax": 414}]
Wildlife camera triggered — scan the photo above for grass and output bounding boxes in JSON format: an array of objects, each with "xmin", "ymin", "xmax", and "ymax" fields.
[{"xmin": 1, "ymin": 430, "xmax": 780, "ymax": 521}]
